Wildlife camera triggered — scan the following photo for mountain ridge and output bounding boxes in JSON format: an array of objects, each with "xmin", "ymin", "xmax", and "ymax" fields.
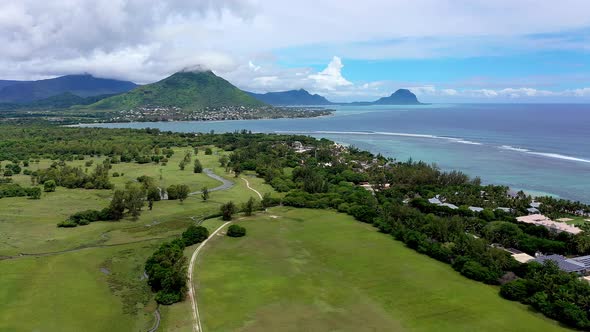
[{"xmin": 0, "ymin": 74, "xmax": 137, "ymax": 103}]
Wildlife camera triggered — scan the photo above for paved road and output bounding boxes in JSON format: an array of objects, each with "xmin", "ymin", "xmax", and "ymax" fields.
[
  {"xmin": 188, "ymin": 222, "xmax": 231, "ymax": 332},
  {"xmin": 190, "ymin": 168, "xmax": 234, "ymax": 195},
  {"xmin": 147, "ymin": 305, "xmax": 161, "ymax": 332}
]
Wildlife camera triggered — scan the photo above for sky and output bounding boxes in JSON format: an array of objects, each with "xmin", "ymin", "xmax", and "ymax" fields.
[{"xmin": 1, "ymin": 0, "xmax": 590, "ymax": 102}]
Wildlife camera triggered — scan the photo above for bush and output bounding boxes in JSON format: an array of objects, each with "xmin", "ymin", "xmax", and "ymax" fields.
[
  {"xmin": 57, "ymin": 220, "xmax": 78, "ymax": 228},
  {"xmin": 227, "ymin": 224, "xmax": 246, "ymax": 237},
  {"xmin": 500, "ymin": 279, "xmax": 529, "ymax": 301},
  {"xmin": 182, "ymin": 225, "xmax": 209, "ymax": 246}
]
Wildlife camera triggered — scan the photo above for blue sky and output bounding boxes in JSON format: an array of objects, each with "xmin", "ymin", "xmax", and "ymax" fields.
[{"xmin": 1, "ymin": 0, "xmax": 590, "ymax": 102}]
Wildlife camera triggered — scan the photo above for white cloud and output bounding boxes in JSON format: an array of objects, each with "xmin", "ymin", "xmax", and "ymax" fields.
[
  {"xmin": 1, "ymin": 0, "xmax": 590, "ymax": 102},
  {"xmin": 308, "ymin": 56, "xmax": 352, "ymax": 90},
  {"xmin": 572, "ymin": 87, "xmax": 590, "ymax": 96},
  {"xmin": 248, "ymin": 61, "xmax": 261, "ymax": 72}
]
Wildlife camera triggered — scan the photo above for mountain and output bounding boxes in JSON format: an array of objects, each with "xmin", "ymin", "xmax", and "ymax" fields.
[
  {"xmin": 247, "ymin": 89, "xmax": 332, "ymax": 105},
  {"xmin": 89, "ymin": 70, "xmax": 266, "ymax": 110},
  {"xmin": 0, "ymin": 80, "xmax": 23, "ymax": 89},
  {"xmin": 372, "ymin": 89, "xmax": 421, "ymax": 105},
  {"xmin": 0, "ymin": 92, "xmax": 121, "ymax": 111},
  {"xmin": 0, "ymin": 74, "xmax": 137, "ymax": 103}
]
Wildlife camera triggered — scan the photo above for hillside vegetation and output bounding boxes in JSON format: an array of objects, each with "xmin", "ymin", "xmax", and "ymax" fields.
[{"xmin": 89, "ymin": 71, "xmax": 266, "ymax": 111}]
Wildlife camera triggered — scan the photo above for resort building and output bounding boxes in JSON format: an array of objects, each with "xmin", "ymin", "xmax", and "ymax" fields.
[
  {"xmin": 516, "ymin": 214, "xmax": 582, "ymax": 235},
  {"xmin": 440, "ymin": 203, "xmax": 459, "ymax": 210},
  {"xmin": 533, "ymin": 254, "xmax": 589, "ymax": 275},
  {"xmin": 428, "ymin": 197, "xmax": 442, "ymax": 205},
  {"xmin": 500, "ymin": 248, "xmax": 535, "ymax": 263},
  {"xmin": 468, "ymin": 206, "xmax": 484, "ymax": 213},
  {"xmin": 527, "ymin": 207, "xmax": 540, "ymax": 214}
]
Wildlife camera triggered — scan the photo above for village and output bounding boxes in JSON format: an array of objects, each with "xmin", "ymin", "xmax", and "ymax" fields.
[{"xmin": 107, "ymin": 105, "xmax": 332, "ymax": 122}]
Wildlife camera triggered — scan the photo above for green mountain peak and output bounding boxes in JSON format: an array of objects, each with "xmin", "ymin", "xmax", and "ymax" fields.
[{"xmin": 89, "ymin": 70, "xmax": 266, "ymax": 111}]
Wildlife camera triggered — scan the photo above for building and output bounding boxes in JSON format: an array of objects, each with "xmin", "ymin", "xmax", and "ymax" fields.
[
  {"xmin": 516, "ymin": 214, "xmax": 582, "ymax": 235},
  {"xmin": 501, "ymin": 248, "xmax": 534, "ymax": 263},
  {"xmin": 533, "ymin": 254, "xmax": 588, "ymax": 275},
  {"xmin": 428, "ymin": 197, "xmax": 442, "ymax": 205},
  {"xmin": 469, "ymin": 206, "xmax": 484, "ymax": 213},
  {"xmin": 527, "ymin": 207, "xmax": 540, "ymax": 214},
  {"xmin": 440, "ymin": 203, "xmax": 459, "ymax": 210}
]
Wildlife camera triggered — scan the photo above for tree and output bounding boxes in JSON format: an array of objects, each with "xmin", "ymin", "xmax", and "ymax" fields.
[
  {"xmin": 242, "ymin": 197, "xmax": 256, "ymax": 216},
  {"xmin": 179, "ymin": 160, "xmax": 186, "ymax": 170},
  {"xmin": 147, "ymin": 186, "xmax": 161, "ymax": 202},
  {"xmin": 182, "ymin": 225, "xmax": 209, "ymax": 246},
  {"xmin": 221, "ymin": 201, "xmax": 237, "ymax": 220},
  {"xmin": 29, "ymin": 187, "xmax": 42, "ymax": 199},
  {"xmin": 109, "ymin": 189, "xmax": 126, "ymax": 220},
  {"xmin": 193, "ymin": 159, "xmax": 203, "ymax": 173},
  {"xmin": 218, "ymin": 155, "xmax": 229, "ymax": 167},
  {"xmin": 483, "ymin": 221, "xmax": 523, "ymax": 247},
  {"xmin": 205, "ymin": 147, "xmax": 213, "ymax": 155},
  {"xmin": 201, "ymin": 187, "xmax": 209, "ymax": 201},
  {"xmin": 227, "ymin": 224, "xmax": 246, "ymax": 237},
  {"xmin": 43, "ymin": 180, "xmax": 56, "ymax": 192},
  {"xmin": 125, "ymin": 183, "xmax": 146, "ymax": 218},
  {"xmin": 193, "ymin": 147, "xmax": 199, "ymax": 155},
  {"xmin": 177, "ymin": 184, "xmax": 190, "ymax": 202},
  {"xmin": 167, "ymin": 185, "xmax": 178, "ymax": 200}
]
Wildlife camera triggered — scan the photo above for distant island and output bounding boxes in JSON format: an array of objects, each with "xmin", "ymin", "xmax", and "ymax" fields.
[
  {"xmin": 247, "ymin": 88, "xmax": 423, "ymax": 106},
  {"xmin": 246, "ymin": 89, "xmax": 332, "ymax": 105}
]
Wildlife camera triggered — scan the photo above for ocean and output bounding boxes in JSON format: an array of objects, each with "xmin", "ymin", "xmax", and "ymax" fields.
[{"xmin": 83, "ymin": 104, "xmax": 590, "ymax": 203}]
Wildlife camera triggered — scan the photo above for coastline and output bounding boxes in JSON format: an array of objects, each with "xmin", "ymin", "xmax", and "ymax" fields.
[{"xmin": 67, "ymin": 104, "xmax": 590, "ymax": 204}]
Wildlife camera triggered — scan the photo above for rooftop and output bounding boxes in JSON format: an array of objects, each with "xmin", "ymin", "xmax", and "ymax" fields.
[
  {"xmin": 517, "ymin": 214, "xmax": 582, "ymax": 235},
  {"xmin": 534, "ymin": 254, "xmax": 587, "ymax": 273}
]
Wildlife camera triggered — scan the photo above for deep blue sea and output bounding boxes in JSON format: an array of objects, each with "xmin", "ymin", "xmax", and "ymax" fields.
[{"xmin": 83, "ymin": 104, "xmax": 590, "ymax": 203}]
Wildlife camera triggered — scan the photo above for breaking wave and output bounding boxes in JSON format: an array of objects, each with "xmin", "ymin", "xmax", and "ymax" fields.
[{"xmin": 275, "ymin": 130, "xmax": 590, "ymax": 165}]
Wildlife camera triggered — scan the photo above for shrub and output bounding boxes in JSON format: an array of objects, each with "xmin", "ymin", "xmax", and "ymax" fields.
[
  {"xmin": 500, "ymin": 279, "xmax": 529, "ymax": 301},
  {"xmin": 182, "ymin": 225, "xmax": 209, "ymax": 246},
  {"xmin": 227, "ymin": 224, "xmax": 246, "ymax": 237}
]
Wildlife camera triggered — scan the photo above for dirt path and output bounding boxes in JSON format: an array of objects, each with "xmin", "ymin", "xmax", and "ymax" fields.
[
  {"xmin": 190, "ymin": 168, "xmax": 234, "ymax": 195},
  {"xmin": 241, "ymin": 177, "xmax": 263, "ymax": 200},
  {"xmin": 147, "ymin": 305, "xmax": 161, "ymax": 332},
  {"xmin": 188, "ymin": 222, "xmax": 230, "ymax": 332}
]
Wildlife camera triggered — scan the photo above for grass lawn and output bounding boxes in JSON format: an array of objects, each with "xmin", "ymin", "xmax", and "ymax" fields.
[
  {"xmin": 1, "ymin": 146, "xmax": 271, "ymax": 331},
  {"xmin": 195, "ymin": 207, "xmax": 572, "ymax": 332},
  {"xmin": 0, "ymin": 241, "xmax": 158, "ymax": 332}
]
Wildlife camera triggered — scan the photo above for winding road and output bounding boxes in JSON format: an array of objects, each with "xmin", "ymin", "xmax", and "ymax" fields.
[
  {"xmin": 190, "ymin": 168, "xmax": 234, "ymax": 195},
  {"xmin": 188, "ymin": 222, "xmax": 230, "ymax": 332}
]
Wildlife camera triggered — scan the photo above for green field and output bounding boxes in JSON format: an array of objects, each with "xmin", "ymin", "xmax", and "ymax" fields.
[
  {"xmin": 0, "ymin": 146, "xmax": 268, "ymax": 331},
  {"xmin": 195, "ymin": 207, "xmax": 571, "ymax": 332}
]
